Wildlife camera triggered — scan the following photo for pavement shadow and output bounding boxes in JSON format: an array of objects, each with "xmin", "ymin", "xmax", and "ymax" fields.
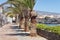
[
  {"xmin": 5, "ymin": 25, "xmax": 30, "ymax": 36},
  {"xmin": 11, "ymin": 26, "xmax": 24, "ymax": 32},
  {"xmin": 11, "ymin": 26, "xmax": 20, "ymax": 29},
  {"xmin": 5, "ymin": 33, "xmax": 30, "ymax": 36}
]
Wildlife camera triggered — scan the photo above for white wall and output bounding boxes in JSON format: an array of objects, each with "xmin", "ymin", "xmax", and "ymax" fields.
[{"xmin": 7, "ymin": 17, "xmax": 12, "ymax": 23}]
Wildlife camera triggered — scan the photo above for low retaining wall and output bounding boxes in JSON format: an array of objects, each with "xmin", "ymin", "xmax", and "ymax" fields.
[{"xmin": 37, "ymin": 29, "xmax": 60, "ymax": 40}]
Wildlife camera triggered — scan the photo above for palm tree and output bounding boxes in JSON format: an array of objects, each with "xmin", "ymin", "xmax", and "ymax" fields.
[
  {"xmin": 27, "ymin": 0, "xmax": 37, "ymax": 36},
  {"xmin": 18, "ymin": 0, "xmax": 37, "ymax": 36},
  {"xmin": 6, "ymin": 0, "xmax": 26, "ymax": 29},
  {"xmin": 6, "ymin": 12, "xmax": 14, "ymax": 18},
  {"xmin": 6, "ymin": 0, "xmax": 37, "ymax": 36}
]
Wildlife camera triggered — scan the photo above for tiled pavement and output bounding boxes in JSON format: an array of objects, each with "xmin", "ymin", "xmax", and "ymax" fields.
[{"xmin": 0, "ymin": 23, "xmax": 48, "ymax": 40}]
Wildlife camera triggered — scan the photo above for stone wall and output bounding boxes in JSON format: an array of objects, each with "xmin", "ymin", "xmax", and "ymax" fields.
[{"xmin": 37, "ymin": 29, "xmax": 60, "ymax": 40}]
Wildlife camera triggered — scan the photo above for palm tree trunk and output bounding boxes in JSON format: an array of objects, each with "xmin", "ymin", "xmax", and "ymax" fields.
[
  {"xmin": 24, "ymin": 9, "xmax": 30, "ymax": 32},
  {"xmin": 20, "ymin": 17, "xmax": 25, "ymax": 29},
  {"xmin": 30, "ymin": 10, "xmax": 37, "ymax": 36},
  {"xmin": 15, "ymin": 14, "xmax": 18, "ymax": 23},
  {"xmin": 19, "ymin": 11, "xmax": 25, "ymax": 29},
  {"xmin": 25, "ymin": 17, "xmax": 29, "ymax": 32}
]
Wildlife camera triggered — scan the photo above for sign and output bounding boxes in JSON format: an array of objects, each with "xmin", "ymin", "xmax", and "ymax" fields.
[{"xmin": 0, "ymin": 6, "xmax": 3, "ymax": 13}]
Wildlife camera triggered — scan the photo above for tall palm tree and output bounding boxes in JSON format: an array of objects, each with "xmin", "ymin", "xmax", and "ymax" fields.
[
  {"xmin": 18, "ymin": 0, "xmax": 37, "ymax": 36},
  {"xmin": 27, "ymin": 0, "xmax": 37, "ymax": 36},
  {"xmin": 6, "ymin": 0, "xmax": 37, "ymax": 36}
]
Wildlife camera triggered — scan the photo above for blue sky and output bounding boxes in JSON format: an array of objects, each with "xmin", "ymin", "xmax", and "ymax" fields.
[
  {"xmin": 34, "ymin": 0, "xmax": 60, "ymax": 13},
  {"xmin": 0, "ymin": 0, "xmax": 60, "ymax": 13},
  {"xmin": 0, "ymin": 0, "xmax": 7, "ymax": 5}
]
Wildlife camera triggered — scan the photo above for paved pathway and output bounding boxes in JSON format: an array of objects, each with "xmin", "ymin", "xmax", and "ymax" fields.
[{"xmin": 0, "ymin": 23, "xmax": 48, "ymax": 40}]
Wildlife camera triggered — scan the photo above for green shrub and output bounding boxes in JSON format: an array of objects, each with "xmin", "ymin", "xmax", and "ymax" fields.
[
  {"xmin": 37, "ymin": 24, "xmax": 48, "ymax": 30},
  {"xmin": 37, "ymin": 23, "xmax": 60, "ymax": 35}
]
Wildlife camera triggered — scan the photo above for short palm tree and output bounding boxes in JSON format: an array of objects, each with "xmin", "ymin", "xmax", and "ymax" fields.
[
  {"xmin": 6, "ymin": 0, "xmax": 26, "ymax": 29},
  {"xmin": 6, "ymin": 12, "xmax": 14, "ymax": 18}
]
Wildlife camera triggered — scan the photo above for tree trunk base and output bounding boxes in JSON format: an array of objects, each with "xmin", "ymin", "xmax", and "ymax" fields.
[
  {"xmin": 30, "ymin": 33, "xmax": 37, "ymax": 37},
  {"xmin": 25, "ymin": 27, "xmax": 29, "ymax": 32}
]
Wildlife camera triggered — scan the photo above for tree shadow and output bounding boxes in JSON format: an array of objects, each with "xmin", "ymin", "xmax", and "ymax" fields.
[
  {"xmin": 10, "ymin": 26, "xmax": 24, "ymax": 32},
  {"xmin": 5, "ymin": 25, "xmax": 30, "ymax": 36},
  {"xmin": 11, "ymin": 26, "xmax": 20, "ymax": 29},
  {"xmin": 5, "ymin": 33, "xmax": 30, "ymax": 36},
  {"xmin": 5, "ymin": 26, "xmax": 30, "ymax": 36}
]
